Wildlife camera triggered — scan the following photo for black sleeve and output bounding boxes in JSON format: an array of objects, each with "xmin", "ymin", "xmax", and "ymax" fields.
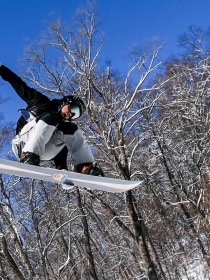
[
  {"xmin": 0, "ymin": 65, "xmax": 50, "ymax": 108},
  {"xmin": 16, "ymin": 116, "xmax": 27, "ymax": 135}
]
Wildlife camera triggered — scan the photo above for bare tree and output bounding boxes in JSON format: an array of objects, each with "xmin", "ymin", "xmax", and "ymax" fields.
[{"xmin": 1, "ymin": 2, "xmax": 210, "ymax": 280}]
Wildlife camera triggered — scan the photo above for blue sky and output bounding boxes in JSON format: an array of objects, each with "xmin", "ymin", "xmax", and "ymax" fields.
[{"xmin": 1, "ymin": 0, "xmax": 210, "ymax": 123}]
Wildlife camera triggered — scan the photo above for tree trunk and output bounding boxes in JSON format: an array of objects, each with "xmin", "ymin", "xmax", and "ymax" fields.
[
  {"xmin": 75, "ymin": 188, "xmax": 98, "ymax": 280},
  {"xmin": 125, "ymin": 191, "xmax": 159, "ymax": 280}
]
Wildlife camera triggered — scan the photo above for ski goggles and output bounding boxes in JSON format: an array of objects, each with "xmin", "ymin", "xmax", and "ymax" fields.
[{"xmin": 68, "ymin": 103, "xmax": 80, "ymax": 120}]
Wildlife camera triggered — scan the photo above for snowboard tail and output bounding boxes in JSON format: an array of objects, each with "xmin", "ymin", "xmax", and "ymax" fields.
[{"xmin": 0, "ymin": 159, "xmax": 143, "ymax": 193}]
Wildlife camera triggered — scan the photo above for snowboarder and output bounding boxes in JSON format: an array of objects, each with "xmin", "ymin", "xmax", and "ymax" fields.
[{"xmin": 0, "ymin": 64, "xmax": 103, "ymax": 176}]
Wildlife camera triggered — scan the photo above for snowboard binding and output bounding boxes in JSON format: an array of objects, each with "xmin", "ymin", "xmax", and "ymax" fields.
[{"xmin": 83, "ymin": 163, "xmax": 104, "ymax": 177}]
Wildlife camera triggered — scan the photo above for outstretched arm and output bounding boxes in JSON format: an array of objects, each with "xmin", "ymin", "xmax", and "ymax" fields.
[{"xmin": 0, "ymin": 65, "xmax": 50, "ymax": 108}]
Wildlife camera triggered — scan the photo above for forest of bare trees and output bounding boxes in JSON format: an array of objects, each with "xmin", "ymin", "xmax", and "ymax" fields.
[{"xmin": 0, "ymin": 2, "xmax": 210, "ymax": 279}]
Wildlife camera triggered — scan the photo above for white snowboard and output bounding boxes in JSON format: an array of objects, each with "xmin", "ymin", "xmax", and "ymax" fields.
[{"xmin": 0, "ymin": 159, "xmax": 143, "ymax": 193}]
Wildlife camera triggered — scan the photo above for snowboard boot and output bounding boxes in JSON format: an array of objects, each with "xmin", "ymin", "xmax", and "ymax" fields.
[
  {"xmin": 20, "ymin": 152, "xmax": 40, "ymax": 166},
  {"xmin": 76, "ymin": 163, "xmax": 104, "ymax": 177},
  {"xmin": 86, "ymin": 164, "xmax": 104, "ymax": 177}
]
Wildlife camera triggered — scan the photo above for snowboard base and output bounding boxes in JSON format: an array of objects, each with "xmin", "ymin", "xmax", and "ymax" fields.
[{"xmin": 0, "ymin": 159, "xmax": 143, "ymax": 193}]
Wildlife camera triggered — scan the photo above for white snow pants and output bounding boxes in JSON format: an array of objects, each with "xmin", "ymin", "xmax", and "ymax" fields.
[{"xmin": 12, "ymin": 114, "xmax": 94, "ymax": 166}]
